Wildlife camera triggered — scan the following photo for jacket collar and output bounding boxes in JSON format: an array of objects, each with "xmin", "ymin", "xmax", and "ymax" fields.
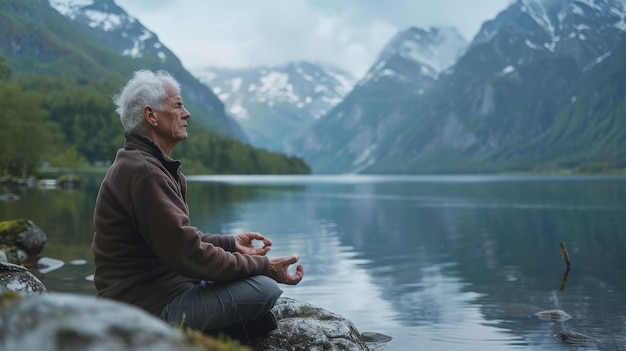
[{"xmin": 124, "ymin": 133, "xmax": 182, "ymax": 176}]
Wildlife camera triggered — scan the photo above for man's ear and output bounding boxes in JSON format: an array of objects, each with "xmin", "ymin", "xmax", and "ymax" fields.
[{"xmin": 143, "ymin": 105, "xmax": 158, "ymax": 127}]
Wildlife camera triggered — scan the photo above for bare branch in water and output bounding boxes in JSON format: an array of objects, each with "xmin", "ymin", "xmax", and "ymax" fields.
[{"xmin": 559, "ymin": 241, "xmax": 571, "ymax": 267}]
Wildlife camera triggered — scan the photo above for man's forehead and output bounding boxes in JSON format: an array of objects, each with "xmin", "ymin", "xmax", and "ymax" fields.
[{"xmin": 165, "ymin": 85, "xmax": 182, "ymax": 100}]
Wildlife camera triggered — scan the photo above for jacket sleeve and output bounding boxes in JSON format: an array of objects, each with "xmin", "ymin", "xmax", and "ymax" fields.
[
  {"xmin": 131, "ymin": 167, "xmax": 268, "ymax": 281},
  {"xmin": 200, "ymin": 233, "xmax": 237, "ymax": 253}
]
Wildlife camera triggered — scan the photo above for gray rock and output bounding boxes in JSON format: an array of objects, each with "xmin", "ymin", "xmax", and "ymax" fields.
[
  {"xmin": 252, "ymin": 297, "xmax": 388, "ymax": 351},
  {"xmin": 0, "ymin": 247, "xmax": 27, "ymax": 265},
  {"xmin": 16, "ymin": 220, "xmax": 46, "ymax": 256},
  {"xmin": 534, "ymin": 309, "xmax": 572, "ymax": 322},
  {"xmin": 553, "ymin": 329, "xmax": 600, "ymax": 345},
  {"xmin": 0, "ymin": 293, "xmax": 201, "ymax": 351},
  {"xmin": 0, "ymin": 262, "xmax": 47, "ymax": 294},
  {"xmin": 0, "ymin": 219, "xmax": 47, "ymax": 257},
  {"xmin": 0, "ymin": 275, "xmax": 390, "ymax": 351}
]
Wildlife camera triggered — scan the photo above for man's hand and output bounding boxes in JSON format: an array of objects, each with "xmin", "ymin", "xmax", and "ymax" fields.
[
  {"xmin": 234, "ymin": 232, "xmax": 272, "ymax": 256},
  {"xmin": 267, "ymin": 254, "xmax": 304, "ymax": 285}
]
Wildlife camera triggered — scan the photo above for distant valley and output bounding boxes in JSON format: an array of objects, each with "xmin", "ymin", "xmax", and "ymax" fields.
[
  {"xmin": 193, "ymin": 62, "xmax": 356, "ymax": 156},
  {"xmin": 3, "ymin": 0, "xmax": 625, "ymax": 175}
]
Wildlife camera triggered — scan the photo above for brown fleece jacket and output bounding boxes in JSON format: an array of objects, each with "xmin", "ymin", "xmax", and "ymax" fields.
[{"xmin": 92, "ymin": 133, "xmax": 269, "ymax": 313}]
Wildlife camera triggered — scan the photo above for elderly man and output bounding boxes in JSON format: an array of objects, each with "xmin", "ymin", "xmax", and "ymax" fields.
[{"xmin": 92, "ymin": 70, "xmax": 304, "ymax": 341}]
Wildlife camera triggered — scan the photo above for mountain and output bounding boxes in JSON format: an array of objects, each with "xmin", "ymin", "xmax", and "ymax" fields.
[
  {"xmin": 358, "ymin": 26, "xmax": 467, "ymax": 92},
  {"xmin": 193, "ymin": 62, "xmax": 356, "ymax": 155},
  {"xmin": 506, "ymin": 33, "xmax": 626, "ymax": 169},
  {"xmin": 0, "ymin": 0, "xmax": 311, "ymax": 175},
  {"xmin": 301, "ymin": 0, "xmax": 626, "ymax": 174},
  {"xmin": 298, "ymin": 26, "xmax": 469, "ymax": 173},
  {"xmin": 1, "ymin": 0, "xmax": 244, "ymax": 140}
]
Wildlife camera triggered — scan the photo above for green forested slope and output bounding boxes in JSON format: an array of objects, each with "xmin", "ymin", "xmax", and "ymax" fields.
[
  {"xmin": 515, "ymin": 36, "xmax": 626, "ymax": 171},
  {"xmin": 0, "ymin": 0, "xmax": 310, "ymax": 176},
  {"xmin": 0, "ymin": 63, "xmax": 310, "ymax": 176}
]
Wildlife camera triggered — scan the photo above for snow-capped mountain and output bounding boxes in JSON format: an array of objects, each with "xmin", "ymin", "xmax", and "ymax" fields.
[
  {"xmin": 359, "ymin": 26, "xmax": 468, "ymax": 91},
  {"xmin": 47, "ymin": 0, "xmax": 245, "ymax": 140},
  {"xmin": 49, "ymin": 0, "xmax": 177, "ymax": 64},
  {"xmin": 471, "ymin": 0, "xmax": 626, "ymax": 70},
  {"xmin": 299, "ymin": 0, "xmax": 626, "ymax": 174},
  {"xmin": 297, "ymin": 26, "xmax": 468, "ymax": 173},
  {"xmin": 193, "ymin": 62, "xmax": 356, "ymax": 155}
]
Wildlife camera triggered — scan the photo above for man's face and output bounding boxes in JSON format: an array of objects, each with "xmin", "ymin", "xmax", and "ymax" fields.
[{"xmin": 153, "ymin": 85, "xmax": 191, "ymax": 146}]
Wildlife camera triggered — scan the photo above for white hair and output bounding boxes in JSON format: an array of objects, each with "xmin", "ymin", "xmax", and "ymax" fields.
[{"xmin": 113, "ymin": 70, "xmax": 181, "ymax": 134}]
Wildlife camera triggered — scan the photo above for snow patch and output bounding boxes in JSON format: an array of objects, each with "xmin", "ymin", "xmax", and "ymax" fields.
[
  {"xmin": 521, "ymin": 0, "xmax": 556, "ymax": 36},
  {"xmin": 230, "ymin": 77, "xmax": 242, "ymax": 93},
  {"xmin": 583, "ymin": 50, "xmax": 612, "ymax": 71},
  {"xmin": 258, "ymin": 72, "xmax": 300, "ymax": 103},
  {"xmin": 83, "ymin": 9, "xmax": 122, "ymax": 31},
  {"xmin": 574, "ymin": 0, "xmax": 603, "ymax": 13},
  {"xmin": 501, "ymin": 65, "xmax": 515, "ymax": 75},
  {"xmin": 525, "ymin": 39, "xmax": 542, "ymax": 50},
  {"xmin": 48, "ymin": 0, "xmax": 94, "ymax": 18},
  {"xmin": 351, "ymin": 144, "xmax": 377, "ymax": 173},
  {"xmin": 575, "ymin": 24, "xmax": 591, "ymax": 31},
  {"xmin": 229, "ymin": 103, "xmax": 249, "ymax": 120},
  {"xmin": 315, "ymin": 85, "xmax": 328, "ymax": 93},
  {"xmin": 378, "ymin": 69, "xmax": 397, "ymax": 78},
  {"xmin": 122, "ymin": 40, "xmax": 141, "ymax": 58},
  {"xmin": 122, "ymin": 29, "xmax": 153, "ymax": 58}
]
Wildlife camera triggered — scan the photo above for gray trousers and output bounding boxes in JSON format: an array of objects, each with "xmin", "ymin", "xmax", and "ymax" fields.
[{"xmin": 157, "ymin": 275, "xmax": 282, "ymax": 331}]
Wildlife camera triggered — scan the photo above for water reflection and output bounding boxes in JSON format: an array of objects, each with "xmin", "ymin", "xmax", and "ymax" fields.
[
  {"xmin": 186, "ymin": 176, "xmax": 626, "ymax": 350},
  {"xmin": 2, "ymin": 174, "xmax": 626, "ymax": 350}
]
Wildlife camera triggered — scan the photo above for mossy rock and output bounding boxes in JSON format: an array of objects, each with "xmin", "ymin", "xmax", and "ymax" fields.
[
  {"xmin": 0, "ymin": 246, "xmax": 28, "ymax": 265},
  {"xmin": 57, "ymin": 174, "xmax": 81, "ymax": 189},
  {"xmin": 0, "ymin": 219, "xmax": 46, "ymax": 256}
]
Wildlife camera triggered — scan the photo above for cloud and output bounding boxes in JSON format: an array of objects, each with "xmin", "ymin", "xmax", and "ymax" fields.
[{"xmin": 115, "ymin": 0, "xmax": 513, "ymax": 77}]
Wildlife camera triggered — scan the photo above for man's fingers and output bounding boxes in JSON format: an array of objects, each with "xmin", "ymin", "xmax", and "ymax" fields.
[
  {"xmin": 294, "ymin": 264, "xmax": 304, "ymax": 279},
  {"xmin": 275, "ymin": 254, "xmax": 299, "ymax": 267},
  {"xmin": 249, "ymin": 232, "xmax": 272, "ymax": 248},
  {"xmin": 246, "ymin": 231, "xmax": 263, "ymax": 239},
  {"xmin": 268, "ymin": 255, "xmax": 304, "ymax": 284},
  {"xmin": 287, "ymin": 264, "xmax": 304, "ymax": 284}
]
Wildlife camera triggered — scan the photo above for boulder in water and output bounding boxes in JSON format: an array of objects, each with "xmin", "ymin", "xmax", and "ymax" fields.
[{"xmin": 534, "ymin": 309, "xmax": 572, "ymax": 322}]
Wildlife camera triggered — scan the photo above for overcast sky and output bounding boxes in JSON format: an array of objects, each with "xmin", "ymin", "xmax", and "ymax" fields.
[{"xmin": 114, "ymin": 0, "xmax": 515, "ymax": 77}]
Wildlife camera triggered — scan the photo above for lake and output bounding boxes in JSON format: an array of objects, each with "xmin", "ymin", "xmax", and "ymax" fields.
[{"xmin": 2, "ymin": 174, "xmax": 626, "ymax": 350}]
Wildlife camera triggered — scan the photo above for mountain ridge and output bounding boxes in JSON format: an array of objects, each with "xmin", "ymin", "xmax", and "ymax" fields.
[
  {"xmin": 9, "ymin": 0, "xmax": 246, "ymax": 140},
  {"xmin": 193, "ymin": 61, "xmax": 357, "ymax": 155},
  {"xmin": 0, "ymin": 0, "xmax": 311, "ymax": 175},
  {"xmin": 300, "ymin": 0, "xmax": 626, "ymax": 174},
  {"xmin": 298, "ymin": 25, "xmax": 470, "ymax": 173}
]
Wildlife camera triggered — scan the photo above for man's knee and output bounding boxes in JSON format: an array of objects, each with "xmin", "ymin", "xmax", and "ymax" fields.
[{"xmin": 252, "ymin": 275, "xmax": 283, "ymax": 305}]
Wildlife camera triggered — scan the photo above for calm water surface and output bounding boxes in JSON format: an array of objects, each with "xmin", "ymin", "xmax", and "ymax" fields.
[{"xmin": 2, "ymin": 174, "xmax": 626, "ymax": 351}]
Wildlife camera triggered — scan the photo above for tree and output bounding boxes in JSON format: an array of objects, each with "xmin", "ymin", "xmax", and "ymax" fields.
[
  {"xmin": 0, "ymin": 56, "xmax": 11, "ymax": 82},
  {"xmin": 0, "ymin": 83, "xmax": 60, "ymax": 177}
]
